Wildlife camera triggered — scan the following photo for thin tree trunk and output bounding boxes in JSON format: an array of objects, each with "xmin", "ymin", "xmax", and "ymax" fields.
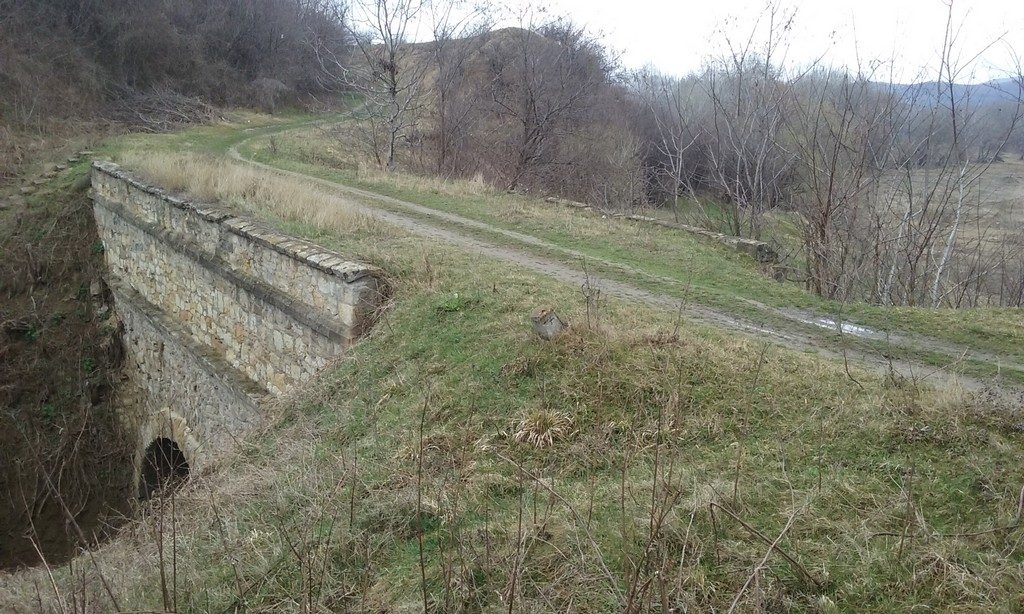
[{"xmin": 931, "ymin": 163, "xmax": 967, "ymax": 306}]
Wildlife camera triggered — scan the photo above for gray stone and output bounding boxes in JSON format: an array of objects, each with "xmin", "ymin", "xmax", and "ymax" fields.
[
  {"xmin": 531, "ymin": 307, "xmax": 567, "ymax": 340},
  {"xmin": 90, "ymin": 163, "xmax": 390, "ymax": 402}
]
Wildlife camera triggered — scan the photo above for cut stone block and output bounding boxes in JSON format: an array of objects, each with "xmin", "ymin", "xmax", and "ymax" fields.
[{"xmin": 531, "ymin": 307, "xmax": 567, "ymax": 340}]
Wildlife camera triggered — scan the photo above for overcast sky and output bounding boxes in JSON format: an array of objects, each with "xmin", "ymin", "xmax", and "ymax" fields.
[{"xmin": 485, "ymin": 0, "xmax": 1024, "ymax": 82}]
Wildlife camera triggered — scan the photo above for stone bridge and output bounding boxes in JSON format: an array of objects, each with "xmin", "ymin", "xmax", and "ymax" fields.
[{"xmin": 90, "ymin": 162, "xmax": 387, "ymax": 496}]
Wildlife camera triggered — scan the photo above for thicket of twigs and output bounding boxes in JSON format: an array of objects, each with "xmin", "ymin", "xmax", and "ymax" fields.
[{"xmin": 0, "ymin": 170, "xmax": 135, "ymax": 569}]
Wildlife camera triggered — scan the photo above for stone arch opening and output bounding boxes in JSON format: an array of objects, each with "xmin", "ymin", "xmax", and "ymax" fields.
[{"xmin": 139, "ymin": 437, "xmax": 189, "ymax": 499}]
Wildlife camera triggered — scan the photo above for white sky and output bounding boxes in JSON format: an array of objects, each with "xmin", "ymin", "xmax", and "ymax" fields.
[{"xmin": 485, "ymin": 0, "xmax": 1024, "ymax": 82}]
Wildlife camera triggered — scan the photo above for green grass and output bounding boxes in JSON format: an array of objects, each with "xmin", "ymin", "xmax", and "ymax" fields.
[
  {"xmin": 201, "ymin": 123, "xmax": 1022, "ymax": 387},
  {"xmin": 6, "ymin": 114, "xmax": 1024, "ymax": 611}
]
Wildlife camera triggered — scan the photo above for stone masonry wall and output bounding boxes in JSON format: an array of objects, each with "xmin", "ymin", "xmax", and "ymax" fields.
[
  {"xmin": 91, "ymin": 162, "xmax": 387, "ymax": 397},
  {"xmin": 111, "ymin": 280, "xmax": 264, "ymax": 455}
]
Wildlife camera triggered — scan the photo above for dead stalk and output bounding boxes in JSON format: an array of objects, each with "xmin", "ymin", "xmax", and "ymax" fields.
[{"xmin": 417, "ymin": 393, "xmax": 430, "ymax": 612}]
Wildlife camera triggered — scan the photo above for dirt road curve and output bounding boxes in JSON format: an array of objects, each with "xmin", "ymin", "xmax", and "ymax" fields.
[{"xmin": 228, "ymin": 139, "xmax": 1019, "ymax": 394}]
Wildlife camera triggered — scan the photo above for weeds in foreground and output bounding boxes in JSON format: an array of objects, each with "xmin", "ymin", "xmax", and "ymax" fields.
[{"xmin": 8, "ymin": 302, "xmax": 1022, "ymax": 611}]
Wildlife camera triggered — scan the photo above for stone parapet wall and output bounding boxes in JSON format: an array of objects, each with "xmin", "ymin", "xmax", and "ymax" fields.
[{"xmin": 92, "ymin": 162, "xmax": 387, "ymax": 395}]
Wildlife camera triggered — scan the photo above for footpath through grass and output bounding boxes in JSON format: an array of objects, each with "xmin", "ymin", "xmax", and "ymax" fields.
[
  {"xmin": 207, "ymin": 120, "xmax": 1023, "ymax": 382},
  {"xmin": 121, "ymin": 114, "xmax": 1024, "ymax": 374},
  {"xmin": 4, "ymin": 113, "xmax": 1024, "ymax": 611}
]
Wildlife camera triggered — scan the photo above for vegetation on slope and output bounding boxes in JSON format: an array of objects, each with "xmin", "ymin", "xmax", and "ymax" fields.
[
  {"xmin": 4, "ymin": 119, "xmax": 1024, "ymax": 611},
  {"xmin": 0, "ymin": 0, "xmax": 348, "ymax": 178},
  {"xmin": 0, "ymin": 162, "xmax": 134, "ymax": 568}
]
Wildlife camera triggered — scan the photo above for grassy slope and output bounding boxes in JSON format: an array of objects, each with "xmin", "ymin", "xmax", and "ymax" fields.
[
  {"xmin": 5, "ymin": 116, "xmax": 1024, "ymax": 611},
  {"xmin": 236, "ymin": 122, "xmax": 1024, "ymax": 373}
]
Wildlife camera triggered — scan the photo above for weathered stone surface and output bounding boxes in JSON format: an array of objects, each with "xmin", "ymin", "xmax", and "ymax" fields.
[
  {"xmin": 111, "ymin": 280, "xmax": 263, "ymax": 456},
  {"xmin": 531, "ymin": 307, "xmax": 567, "ymax": 340},
  {"xmin": 91, "ymin": 162, "xmax": 390, "ymax": 469},
  {"xmin": 91, "ymin": 162, "xmax": 388, "ymax": 385}
]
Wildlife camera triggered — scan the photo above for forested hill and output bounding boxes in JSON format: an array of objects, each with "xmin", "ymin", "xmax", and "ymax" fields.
[
  {"xmin": 0, "ymin": 0, "xmax": 348, "ymax": 175},
  {"xmin": 896, "ymin": 77, "xmax": 1023, "ymax": 107}
]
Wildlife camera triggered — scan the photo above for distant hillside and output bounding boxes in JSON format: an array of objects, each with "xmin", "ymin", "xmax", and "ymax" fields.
[
  {"xmin": 896, "ymin": 77, "xmax": 1023, "ymax": 107},
  {"xmin": 0, "ymin": 0, "xmax": 349, "ymax": 177}
]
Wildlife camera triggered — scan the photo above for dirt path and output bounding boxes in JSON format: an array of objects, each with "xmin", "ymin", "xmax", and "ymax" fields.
[{"xmin": 227, "ymin": 138, "xmax": 1017, "ymax": 391}]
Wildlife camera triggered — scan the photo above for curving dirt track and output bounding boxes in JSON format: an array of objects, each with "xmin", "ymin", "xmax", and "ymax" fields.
[{"xmin": 227, "ymin": 130, "xmax": 1023, "ymax": 394}]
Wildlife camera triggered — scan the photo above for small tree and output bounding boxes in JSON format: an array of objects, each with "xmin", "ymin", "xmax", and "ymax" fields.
[
  {"xmin": 698, "ymin": 2, "xmax": 798, "ymax": 238},
  {"xmin": 484, "ymin": 17, "xmax": 610, "ymax": 192},
  {"xmin": 632, "ymin": 70, "xmax": 706, "ymax": 223},
  {"xmin": 314, "ymin": 0, "xmax": 430, "ymax": 170}
]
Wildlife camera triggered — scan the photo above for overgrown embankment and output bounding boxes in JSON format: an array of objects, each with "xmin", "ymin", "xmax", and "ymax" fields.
[
  {"xmin": 0, "ymin": 0, "xmax": 350, "ymax": 180},
  {"xmin": 0, "ymin": 163, "xmax": 135, "ymax": 569},
  {"xmin": 3, "ymin": 124, "xmax": 1024, "ymax": 610}
]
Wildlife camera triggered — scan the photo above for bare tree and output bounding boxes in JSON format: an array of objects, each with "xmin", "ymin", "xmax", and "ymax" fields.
[
  {"xmin": 781, "ymin": 6, "xmax": 1024, "ymax": 306},
  {"xmin": 630, "ymin": 2, "xmax": 1024, "ymax": 307},
  {"xmin": 422, "ymin": 2, "xmax": 491, "ymax": 175},
  {"xmin": 783, "ymin": 68, "xmax": 908, "ymax": 299},
  {"xmin": 699, "ymin": 2, "xmax": 798, "ymax": 238},
  {"xmin": 315, "ymin": 0, "xmax": 430, "ymax": 170},
  {"xmin": 632, "ymin": 71, "xmax": 703, "ymax": 222},
  {"xmin": 926, "ymin": 6, "xmax": 1023, "ymax": 306},
  {"xmin": 484, "ymin": 17, "xmax": 611, "ymax": 192}
]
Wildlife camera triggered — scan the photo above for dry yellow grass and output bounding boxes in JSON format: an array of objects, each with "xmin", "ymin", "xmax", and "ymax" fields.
[
  {"xmin": 354, "ymin": 160, "xmax": 499, "ymax": 199},
  {"xmin": 118, "ymin": 150, "xmax": 391, "ymax": 239}
]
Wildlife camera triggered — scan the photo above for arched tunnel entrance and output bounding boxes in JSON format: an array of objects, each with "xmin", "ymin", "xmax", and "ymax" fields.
[{"xmin": 139, "ymin": 437, "xmax": 190, "ymax": 499}]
